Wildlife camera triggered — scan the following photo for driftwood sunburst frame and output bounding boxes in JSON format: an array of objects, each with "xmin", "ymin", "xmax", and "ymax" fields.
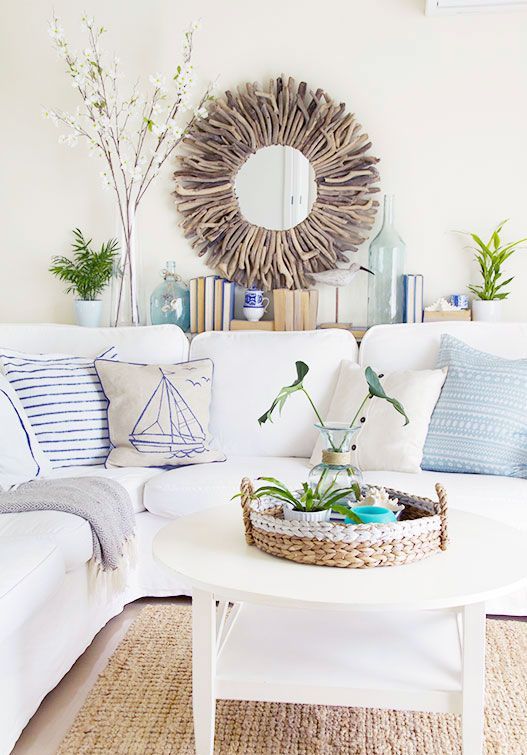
[{"xmin": 174, "ymin": 76, "xmax": 380, "ymax": 289}]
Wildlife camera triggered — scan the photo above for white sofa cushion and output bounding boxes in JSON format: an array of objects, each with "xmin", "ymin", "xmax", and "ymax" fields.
[
  {"xmin": 0, "ymin": 467, "xmax": 162, "ymax": 573},
  {"xmin": 0, "ymin": 375, "xmax": 51, "ymax": 489},
  {"xmin": 360, "ymin": 322, "xmax": 527, "ymax": 372},
  {"xmin": 143, "ymin": 456, "xmax": 312, "ymax": 519},
  {"xmin": 0, "ymin": 537, "xmax": 64, "ymax": 642},
  {"xmin": 190, "ymin": 330, "xmax": 358, "ymax": 458},
  {"xmin": 309, "ymin": 361, "xmax": 447, "ymax": 473},
  {"xmin": 48, "ymin": 465, "xmax": 163, "ymax": 514},
  {"xmin": 0, "ymin": 512, "xmax": 92, "ymax": 572},
  {"xmin": 363, "ymin": 470, "xmax": 527, "ymax": 529},
  {"xmin": 0, "ymin": 323, "xmax": 189, "ymax": 363}
]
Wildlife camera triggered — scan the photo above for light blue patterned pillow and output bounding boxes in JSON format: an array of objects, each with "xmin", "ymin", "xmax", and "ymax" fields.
[
  {"xmin": 422, "ymin": 334, "xmax": 527, "ymax": 478},
  {"xmin": 0, "ymin": 346, "xmax": 117, "ymax": 469}
]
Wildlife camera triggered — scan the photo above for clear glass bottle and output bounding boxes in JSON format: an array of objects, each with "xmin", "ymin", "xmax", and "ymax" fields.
[
  {"xmin": 367, "ymin": 194, "xmax": 406, "ymax": 326},
  {"xmin": 308, "ymin": 423, "xmax": 363, "ymax": 502},
  {"xmin": 150, "ymin": 261, "xmax": 190, "ymax": 331}
]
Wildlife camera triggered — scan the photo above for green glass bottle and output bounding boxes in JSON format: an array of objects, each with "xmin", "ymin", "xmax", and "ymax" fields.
[{"xmin": 367, "ymin": 195, "xmax": 406, "ymax": 326}]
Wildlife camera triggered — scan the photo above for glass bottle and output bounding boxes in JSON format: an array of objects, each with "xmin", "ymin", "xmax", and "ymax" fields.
[
  {"xmin": 367, "ymin": 194, "xmax": 406, "ymax": 326},
  {"xmin": 308, "ymin": 423, "xmax": 363, "ymax": 502},
  {"xmin": 150, "ymin": 261, "xmax": 190, "ymax": 331}
]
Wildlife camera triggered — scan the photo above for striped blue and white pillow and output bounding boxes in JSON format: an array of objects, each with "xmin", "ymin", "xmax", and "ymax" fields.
[
  {"xmin": 0, "ymin": 347, "xmax": 117, "ymax": 469},
  {"xmin": 422, "ymin": 334, "xmax": 527, "ymax": 478}
]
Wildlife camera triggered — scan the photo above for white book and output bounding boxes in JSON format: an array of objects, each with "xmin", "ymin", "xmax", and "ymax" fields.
[
  {"xmin": 189, "ymin": 278, "xmax": 198, "ymax": 334},
  {"xmin": 204, "ymin": 276, "xmax": 216, "ymax": 332},
  {"xmin": 404, "ymin": 275, "xmax": 416, "ymax": 324},
  {"xmin": 414, "ymin": 274, "xmax": 424, "ymax": 323},
  {"xmin": 222, "ymin": 281, "xmax": 235, "ymax": 330}
]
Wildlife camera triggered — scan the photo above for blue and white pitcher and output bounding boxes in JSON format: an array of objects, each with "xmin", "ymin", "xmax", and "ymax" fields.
[{"xmin": 243, "ymin": 286, "xmax": 269, "ymax": 322}]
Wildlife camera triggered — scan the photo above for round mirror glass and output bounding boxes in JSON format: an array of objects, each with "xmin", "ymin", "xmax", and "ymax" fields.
[{"xmin": 234, "ymin": 145, "xmax": 316, "ymax": 231}]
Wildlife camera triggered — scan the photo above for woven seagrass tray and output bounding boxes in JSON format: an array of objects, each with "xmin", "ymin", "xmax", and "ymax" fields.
[{"xmin": 239, "ymin": 478, "xmax": 448, "ymax": 569}]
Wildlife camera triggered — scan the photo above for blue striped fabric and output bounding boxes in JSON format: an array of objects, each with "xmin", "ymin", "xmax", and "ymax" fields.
[
  {"xmin": 422, "ymin": 334, "xmax": 527, "ymax": 478},
  {"xmin": 0, "ymin": 347, "xmax": 117, "ymax": 468}
]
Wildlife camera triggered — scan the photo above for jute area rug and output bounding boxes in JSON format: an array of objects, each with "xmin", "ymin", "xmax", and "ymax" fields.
[{"xmin": 58, "ymin": 605, "xmax": 527, "ymax": 755}]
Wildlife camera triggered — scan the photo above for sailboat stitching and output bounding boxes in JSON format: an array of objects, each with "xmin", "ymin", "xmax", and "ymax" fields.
[{"xmin": 129, "ymin": 369, "xmax": 206, "ymax": 458}]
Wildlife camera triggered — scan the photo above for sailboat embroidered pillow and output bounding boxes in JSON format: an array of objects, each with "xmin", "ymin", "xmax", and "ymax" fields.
[{"xmin": 94, "ymin": 358, "xmax": 225, "ymax": 468}]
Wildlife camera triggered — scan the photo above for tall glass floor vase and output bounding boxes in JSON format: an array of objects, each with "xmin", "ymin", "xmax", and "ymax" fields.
[
  {"xmin": 367, "ymin": 194, "xmax": 406, "ymax": 326},
  {"xmin": 112, "ymin": 209, "xmax": 141, "ymax": 326}
]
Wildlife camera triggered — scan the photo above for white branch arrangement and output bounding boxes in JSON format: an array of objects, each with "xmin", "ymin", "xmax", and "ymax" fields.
[{"xmin": 44, "ymin": 14, "xmax": 213, "ymax": 324}]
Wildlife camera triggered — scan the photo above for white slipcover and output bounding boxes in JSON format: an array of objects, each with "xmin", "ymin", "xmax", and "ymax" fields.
[
  {"xmin": 0, "ymin": 538, "xmax": 63, "ymax": 643},
  {"xmin": 190, "ymin": 330, "xmax": 357, "ymax": 458},
  {"xmin": 359, "ymin": 321, "xmax": 527, "ymax": 372},
  {"xmin": 0, "ymin": 323, "xmax": 189, "ymax": 364}
]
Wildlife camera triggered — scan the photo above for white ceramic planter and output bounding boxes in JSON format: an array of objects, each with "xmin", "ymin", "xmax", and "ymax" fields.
[
  {"xmin": 75, "ymin": 300, "xmax": 103, "ymax": 327},
  {"xmin": 283, "ymin": 506, "xmax": 331, "ymax": 523},
  {"xmin": 471, "ymin": 299, "xmax": 502, "ymax": 322}
]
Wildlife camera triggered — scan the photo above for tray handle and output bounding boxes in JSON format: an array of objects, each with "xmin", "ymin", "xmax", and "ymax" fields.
[
  {"xmin": 240, "ymin": 477, "xmax": 255, "ymax": 545},
  {"xmin": 434, "ymin": 483, "xmax": 448, "ymax": 551}
]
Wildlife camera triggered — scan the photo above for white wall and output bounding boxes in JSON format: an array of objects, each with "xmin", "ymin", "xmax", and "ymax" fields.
[{"xmin": 1, "ymin": 0, "xmax": 526, "ymax": 325}]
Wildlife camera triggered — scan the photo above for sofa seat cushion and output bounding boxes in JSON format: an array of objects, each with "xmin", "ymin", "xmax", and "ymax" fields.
[
  {"xmin": 0, "ymin": 537, "xmax": 64, "ymax": 642},
  {"xmin": 48, "ymin": 465, "xmax": 163, "ymax": 513},
  {"xmin": 0, "ymin": 510, "xmax": 93, "ymax": 572},
  {"xmin": 143, "ymin": 456, "xmax": 312, "ymax": 519},
  {"xmin": 363, "ymin": 470, "xmax": 527, "ymax": 529}
]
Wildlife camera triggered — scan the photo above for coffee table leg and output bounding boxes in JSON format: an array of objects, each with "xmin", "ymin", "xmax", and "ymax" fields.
[
  {"xmin": 192, "ymin": 588, "xmax": 216, "ymax": 755},
  {"xmin": 461, "ymin": 601, "xmax": 485, "ymax": 755}
]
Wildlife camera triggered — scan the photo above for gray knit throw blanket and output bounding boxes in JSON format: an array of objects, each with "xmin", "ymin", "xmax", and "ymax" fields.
[{"xmin": 0, "ymin": 477, "xmax": 136, "ymax": 592}]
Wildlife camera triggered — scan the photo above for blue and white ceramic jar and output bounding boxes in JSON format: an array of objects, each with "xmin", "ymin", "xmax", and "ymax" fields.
[{"xmin": 243, "ymin": 286, "xmax": 269, "ymax": 322}]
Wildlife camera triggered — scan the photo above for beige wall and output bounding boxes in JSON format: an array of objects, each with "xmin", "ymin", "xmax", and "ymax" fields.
[{"xmin": 1, "ymin": 0, "xmax": 526, "ymax": 325}]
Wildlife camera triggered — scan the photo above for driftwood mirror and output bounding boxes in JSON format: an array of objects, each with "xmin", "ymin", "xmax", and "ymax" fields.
[{"xmin": 174, "ymin": 76, "xmax": 380, "ymax": 289}]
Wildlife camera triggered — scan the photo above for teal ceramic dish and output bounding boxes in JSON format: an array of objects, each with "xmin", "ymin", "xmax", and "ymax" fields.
[{"xmin": 346, "ymin": 506, "xmax": 397, "ymax": 525}]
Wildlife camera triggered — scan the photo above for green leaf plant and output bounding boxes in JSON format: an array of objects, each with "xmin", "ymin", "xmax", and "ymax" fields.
[
  {"xmin": 461, "ymin": 219, "xmax": 527, "ymax": 301},
  {"xmin": 233, "ymin": 474, "xmax": 364, "ymax": 523},
  {"xmin": 49, "ymin": 228, "xmax": 119, "ymax": 301},
  {"xmin": 258, "ymin": 361, "xmax": 409, "ymax": 451}
]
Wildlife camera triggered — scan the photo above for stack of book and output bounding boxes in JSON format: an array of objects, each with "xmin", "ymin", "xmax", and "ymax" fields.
[
  {"xmin": 273, "ymin": 289, "xmax": 319, "ymax": 331},
  {"xmin": 189, "ymin": 276, "xmax": 236, "ymax": 334},
  {"xmin": 403, "ymin": 274, "xmax": 424, "ymax": 324}
]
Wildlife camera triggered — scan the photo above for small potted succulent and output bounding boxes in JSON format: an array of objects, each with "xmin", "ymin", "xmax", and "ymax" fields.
[
  {"xmin": 462, "ymin": 219, "xmax": 526, "ymax": 322},
  {"xmin": 236, "ymin": 474, "xmax": 364, "ymax": 523},
  {"xmin": 49, "ymin": 229, "xmax": 119, "ymax": 327}
]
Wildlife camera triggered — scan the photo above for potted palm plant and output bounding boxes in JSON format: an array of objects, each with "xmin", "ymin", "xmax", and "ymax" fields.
[
  {"xmin": 463, "ymin": 220, "xmax": 526, "ymax": 322},
  {"xmin": 50, "ymin": 229, "xmax": 119, "ymax": 327}
]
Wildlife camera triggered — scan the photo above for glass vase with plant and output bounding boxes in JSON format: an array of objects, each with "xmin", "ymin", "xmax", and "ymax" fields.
[
  {"xmin": 258, "ymin": 361, "xmax": 408, "ymax": 500},
  {"xmin": 462, "ymin": 219, "xmax": 526, "ymax": 322},
  {"xmin": 49, "ymin": 228, "xmax": 119, "ymax": 327},
  {"xmin": 45, "ymin": 14, "xmax": 213, "ymax": 325}
]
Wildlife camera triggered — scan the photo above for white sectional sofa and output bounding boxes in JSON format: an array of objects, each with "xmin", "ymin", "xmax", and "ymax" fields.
[{"xmin": 1, "ymin": 321, "xmax": 526, "ymax": 754}]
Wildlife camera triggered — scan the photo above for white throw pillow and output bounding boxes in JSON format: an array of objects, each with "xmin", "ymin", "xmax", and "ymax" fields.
[
  {"xmin": 309, "ymin": 361, "xmax": 447, "ymax": 473},
  {"xmin": 0, "ymin": 375, "xmax": 51, "ymax": 490},
  {"xmin": 0, "ymin": 346, "xmax": 117, "ymax": 468}
]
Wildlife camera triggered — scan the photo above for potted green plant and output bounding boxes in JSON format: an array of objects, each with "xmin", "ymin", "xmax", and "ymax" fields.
[
  {"xmin": 235, "ymin": 475, "xmax": 364, "ymax": 523},
  {"xmin": 462, "ymin": 219, "xmax": 526, "ymax": 322},
  {"xmin": 49, "ymin": 229, "xmax": 119, "ymax": 327}
]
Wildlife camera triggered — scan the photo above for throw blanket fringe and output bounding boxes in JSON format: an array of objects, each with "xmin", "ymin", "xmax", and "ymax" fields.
[
  {"xmin": 88, "ymin": 536, "xmax": 138, "ymax": 598},
  {"xmin": 0, "ymin": 477, "xmax": 136, "ymax": 595}
]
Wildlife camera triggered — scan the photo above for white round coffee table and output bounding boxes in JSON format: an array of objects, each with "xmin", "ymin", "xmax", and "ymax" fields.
[{"xmin": 154, "ymin": 504, "xmax": 527, "ymax": 755}]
